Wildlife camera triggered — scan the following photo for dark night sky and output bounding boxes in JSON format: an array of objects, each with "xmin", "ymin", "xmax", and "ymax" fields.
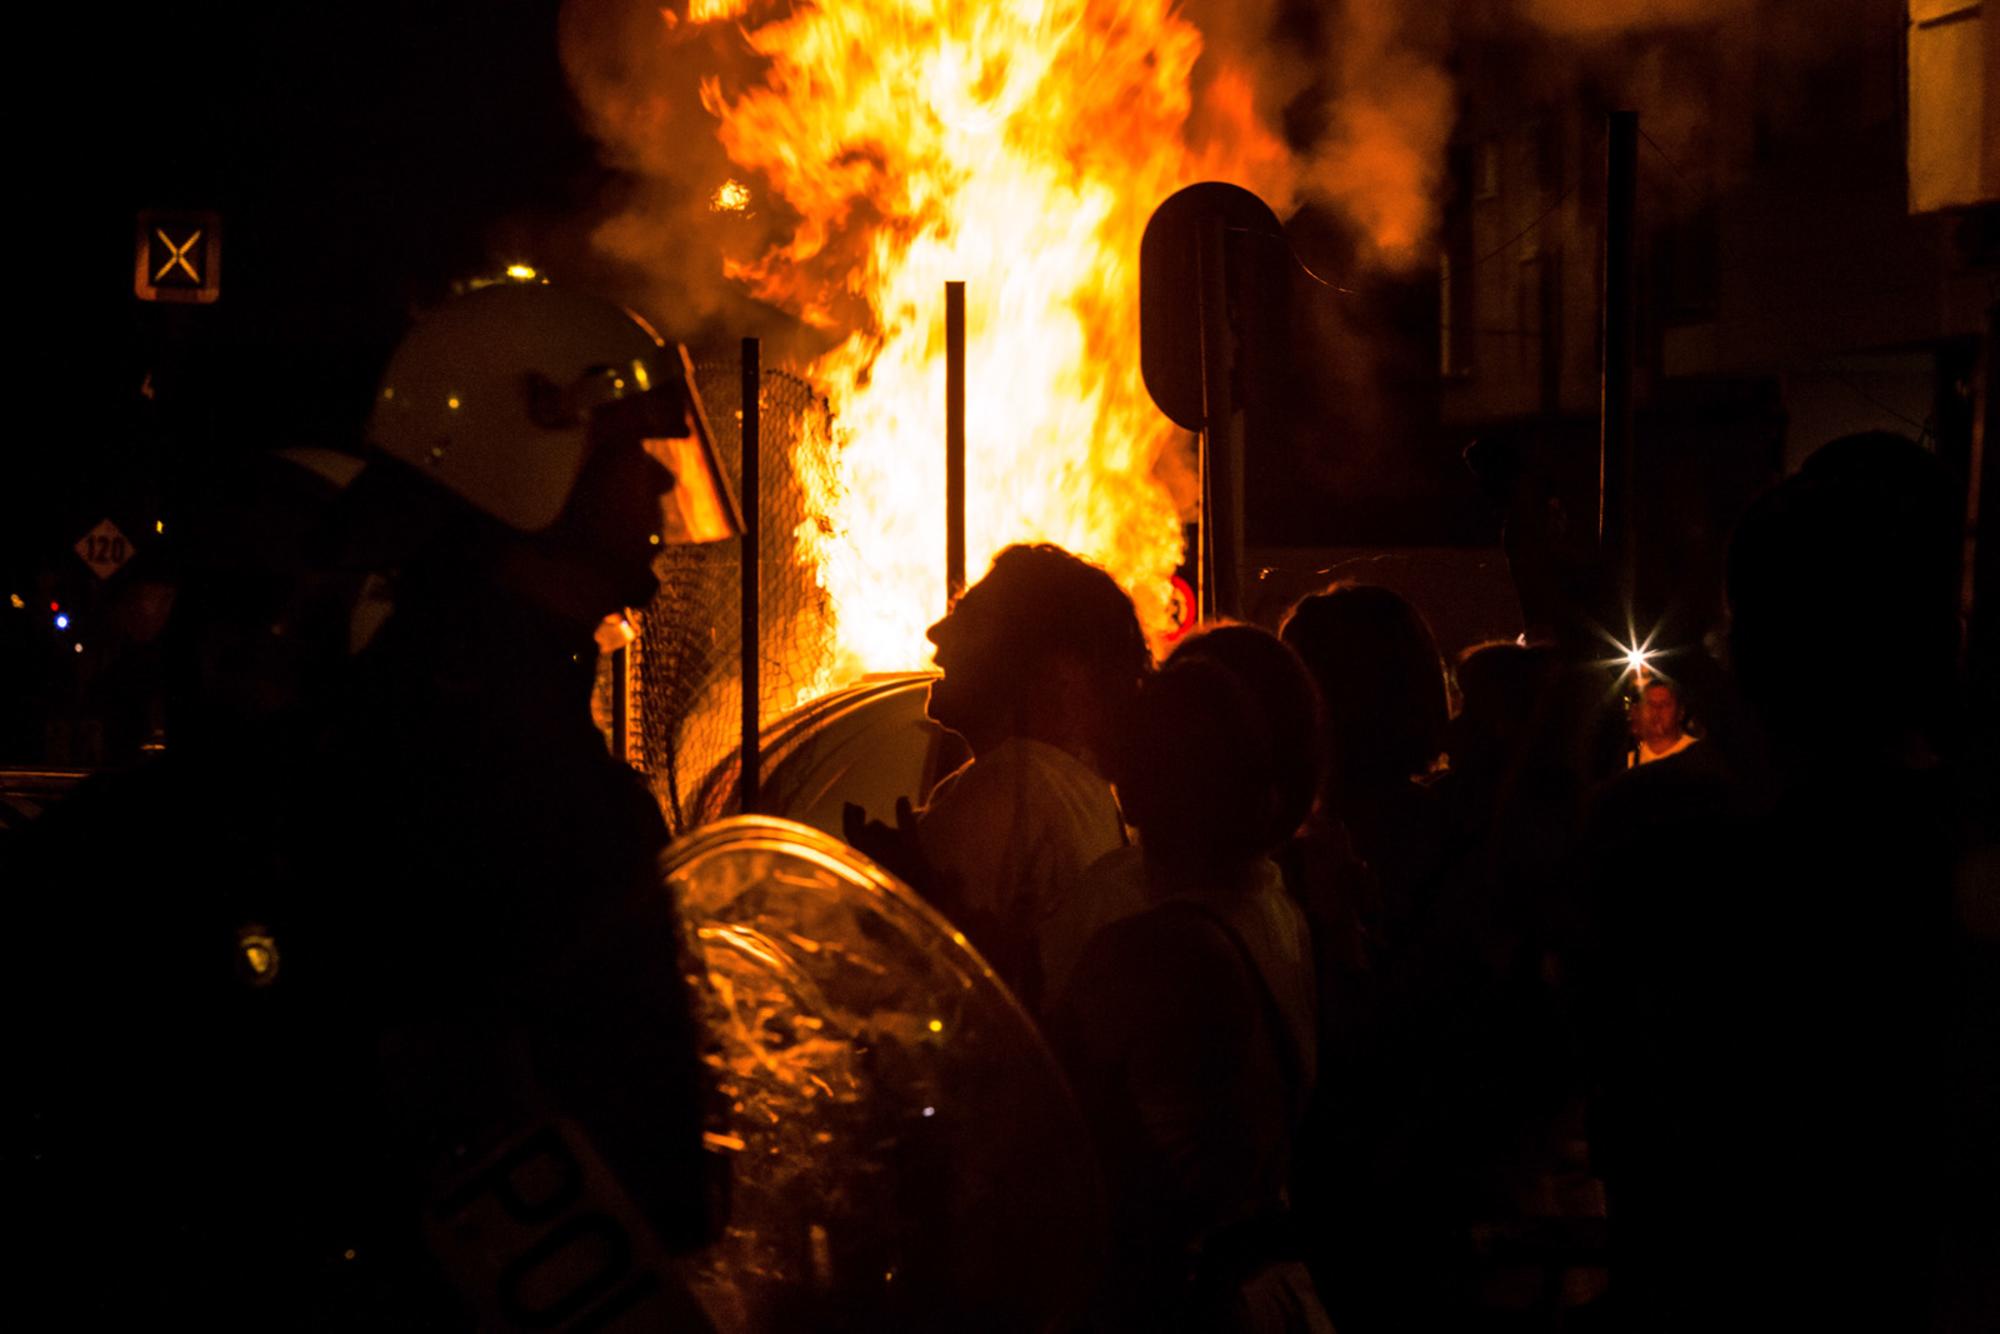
[{"xmin": 16, "ymin": 1, "xmax": 600, "ymax": 571}]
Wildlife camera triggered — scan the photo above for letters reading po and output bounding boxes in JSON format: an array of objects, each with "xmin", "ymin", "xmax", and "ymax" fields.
[{"xmin": 432, "ymin": 1124, "xmax": 662, "ymax": 1332}]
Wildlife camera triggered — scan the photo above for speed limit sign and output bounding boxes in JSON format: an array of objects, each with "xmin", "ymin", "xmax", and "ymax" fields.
[{"xmin": 74, "ymin": 519, "xmax": 135, "ymax": 581}]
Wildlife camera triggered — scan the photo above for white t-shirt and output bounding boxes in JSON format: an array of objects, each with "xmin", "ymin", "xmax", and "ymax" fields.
[
  {"xmin": 1042, "ymin": 844, "xmax": 1150, "ymax": 1009},
  {"xmin": 915, "ymin": 737, "xmax": 1128, "ymax": 1007},
  {"xmin": 1048, "ymin": 856, "xmax": 1320, "ymax": 1263},
  {"xmin": 1046, "ymin": 851, "xmax": 1318, "ymax": 1083},
  {"xmin": 1189, "ymin": 859, "xmax": 1320, "ymax": 1096},
  {"xmin": 1631, "ymin": 732, "xmax": 1699, "ymax": 767}
]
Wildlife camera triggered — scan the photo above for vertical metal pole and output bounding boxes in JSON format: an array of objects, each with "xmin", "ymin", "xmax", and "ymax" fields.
[
  {"xmin": 1195, "ymin": 438, "xmax": 1210, "ymax": 620},
  {"xmin": 1964, "ymin": 305, "xmax": 1995, "ymax": 779},
  {"xmin": 738, "ymin": 336, "xmax": 761, "ymax": 816},
  {"xmin": 610, "ymin": 644, "xmax": 628, "ymax": 762},
  {"xmin": 1539, "ymin": 248, "xmax": 1564, "ymax": 421},
  {"xmin": 946, "ymin": 281, "xmax": 967, "ymax": 603},
  {"xmin": 1964, "ymin": 308, "xmax": 1991, "ymax": 669},
  {"xmin": 1601, "ymin": 110, "xmax": 1639, "ymax": 599},
  {"xmin": 1196, "ymin": 217, "xmax": 1242, "ymax": 618}
]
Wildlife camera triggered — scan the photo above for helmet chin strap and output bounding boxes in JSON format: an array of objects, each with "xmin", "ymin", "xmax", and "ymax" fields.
[{"xmin": 493, "ymin": 538, "xmax": 647, "ymax": 637}]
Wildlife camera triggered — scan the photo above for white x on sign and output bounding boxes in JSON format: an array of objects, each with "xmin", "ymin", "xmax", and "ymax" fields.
[
  {"xmin": 153, "ymin": 228, "xmax": 203, "ymax": 283},
  {"xmin": 134, "ymin": 209, "xmax": 221, "ymax": 304}
]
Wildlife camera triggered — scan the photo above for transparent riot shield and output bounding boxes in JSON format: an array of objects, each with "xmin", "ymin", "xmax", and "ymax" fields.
[{"xmin": 663, "ymin": 816, "xmax": 1105, "ymax": 1332}]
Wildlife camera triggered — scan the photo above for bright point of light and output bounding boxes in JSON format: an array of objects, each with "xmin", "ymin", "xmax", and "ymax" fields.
[
  {"xmin": 154, "ymin": 519, "xmax": 165, "ymax": 534},
  {"xmin": 1602, "ymin": 620, "xmax": 1665, "ymax": 680},
  {"xmin": 710, "ymin": 179, "xmax": 752, "ymax": 213},
  {"xmin": 922, "ymin": 1106, "xmax": 935, "ymax": 1117},
  {"xmin": 54, "ymin": 614, "xmax": 69, "ymax": 630},
  {"xmin": 73, "ymin": 643, "xmax": 83, "ymax": 654},
  {"xmin": 505, "ymin": 263, "xmax": 538, "ymax": 281},
  {"xmin": 446, "ymin": 395, "xmax": 461, "ymax": 411},
  {"xmin": 927, "ymin": 1018, "xmax": 943, "ymax": 1033},
  {"xmin": 8, "ymin": 593, "xmax": 22, "ymax": 609}
]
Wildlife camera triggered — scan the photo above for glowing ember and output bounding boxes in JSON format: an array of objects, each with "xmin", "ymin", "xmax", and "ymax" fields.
[
  {"xmin": 688, "ymin": 0, "xmax": 1290, "ymax": 675},
  {"xmin": 709, "ymin": 177, "xmax": 752, "ymax": 213},
  {"xmin": 688, "ymin": 0, "xmax": 752, "ymax": 23}
]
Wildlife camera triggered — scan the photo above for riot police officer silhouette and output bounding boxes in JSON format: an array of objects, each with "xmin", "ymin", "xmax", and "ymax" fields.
[{"xmin": 20, "ymin": 281, "xmax": 738, "ymax": 1328}]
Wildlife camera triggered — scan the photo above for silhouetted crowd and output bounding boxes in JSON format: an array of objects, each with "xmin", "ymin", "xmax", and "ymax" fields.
[
  {"xmin": 853, "ymin": 430, "xmax": 1995, "ymax": 1332},
  {"xmin": 12, "ymin": 281, "xmax": 1994, "ymax": 1333}
]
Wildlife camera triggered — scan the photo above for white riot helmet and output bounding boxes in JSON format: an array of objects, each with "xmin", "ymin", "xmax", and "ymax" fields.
[{"xmin": 368, "ymin": 280, "xmax": 739, "ymax": 539}]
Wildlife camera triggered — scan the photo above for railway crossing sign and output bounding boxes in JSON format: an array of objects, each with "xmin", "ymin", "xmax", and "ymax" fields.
[{"xmin": 134, "ymin": 210, "xmax": 222, "ymax": 304}]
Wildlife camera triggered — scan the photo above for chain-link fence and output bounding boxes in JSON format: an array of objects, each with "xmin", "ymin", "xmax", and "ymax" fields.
[{"xmin": 616, "ymin": 362, "xmax": 840, "ymax": 835}]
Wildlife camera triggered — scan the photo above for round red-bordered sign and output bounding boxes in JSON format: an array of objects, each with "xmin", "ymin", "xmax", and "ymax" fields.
[{"xmin": 1162, "ymin": 573, "xmax": 1196, "ymax": 645}]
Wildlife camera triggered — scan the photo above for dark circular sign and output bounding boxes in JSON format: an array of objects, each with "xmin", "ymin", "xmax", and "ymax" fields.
[{"xmin": 1138, "ymin": 181, "xmax": 1289, "ymax": 431}]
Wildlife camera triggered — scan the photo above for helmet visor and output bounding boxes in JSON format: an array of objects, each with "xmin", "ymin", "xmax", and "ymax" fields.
[
  {"xmin": 650, "ymin": 345, "xmax": 741, "ymax": 544},
  {"xmin": 644, "ymin": 432, "xmax": 739, "ymax": 545},
  {"xmin": 588, "ymin": 345, "xmax": 742, "ymax": 545}
]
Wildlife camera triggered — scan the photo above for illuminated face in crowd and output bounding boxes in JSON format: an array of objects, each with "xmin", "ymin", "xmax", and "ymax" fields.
[{"xmin": 1634, "ymin": 681, "xmax": 1687, "ymax": 745}]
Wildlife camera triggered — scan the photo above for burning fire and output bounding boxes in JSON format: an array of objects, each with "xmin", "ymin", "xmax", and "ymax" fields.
[
  {"xmin": 685, "ymin": 0, "xmax": 1290, "ymax": 676},
  {"xmin": 709, "ymin": 178, "xmax": 752, "ymax": 213},
  {"xmin": 685, "ymin": 0, "xmax": 752, "ymax": 23}
]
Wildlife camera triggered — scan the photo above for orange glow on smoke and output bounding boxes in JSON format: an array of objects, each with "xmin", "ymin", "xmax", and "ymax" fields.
[
  {"xmin": 690, "ymin": 0, "xmax": 1289, "ymax": 676},
  {"xmin": 687, "ymin": 0, "xmax": 751, "ymax": 24}
]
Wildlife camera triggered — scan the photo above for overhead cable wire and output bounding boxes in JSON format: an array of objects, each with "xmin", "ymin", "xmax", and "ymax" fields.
[
  {"xmin": 1475, "ymin": 184, "xmax": 1575, "ymax": 267},
  {"xmin": 1637, "ymin": 122, "xmax": 1936, "ymax": 438},
  {"xmin": 1638, "ymin": 126, "xmax": 1696, "ymax": 185}
]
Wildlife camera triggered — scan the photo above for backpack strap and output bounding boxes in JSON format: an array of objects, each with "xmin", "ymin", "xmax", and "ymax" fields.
[{"xmin": 1158, "ymin": 898, "xmax": 1309, "ymax": 1134}]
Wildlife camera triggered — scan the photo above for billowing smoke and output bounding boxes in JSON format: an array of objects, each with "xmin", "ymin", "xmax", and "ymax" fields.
[
  {"xmin": 560, "ymin": 0, "xmax": 1463, "ymax": 335},
  {"xmin": 553, "ymin": 0, "xmax": 1469, "ymax": 660},
  {"xmin": 555, "ymin": 1, "xmax": 1800, "ymax": 342},
  {"xmin": 1180, "ymin": 0, "xmax": 1456, "ymax": 268},
  {"xmin": 1520, "ymin": 0, "xmax": 1750, "ymax": 34},
  {"xmin": 557, "ymin": 0, "xmax": 817, "ymax": 348},
  {"xmin": 1291, "ymin": 2, "xmax": 1456, "ymax": 267}
]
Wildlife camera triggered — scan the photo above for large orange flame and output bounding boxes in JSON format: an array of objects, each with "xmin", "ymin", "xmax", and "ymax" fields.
[{"xmin": 689, "ymin": 0, "xmax": 1287, "ymax": 677}]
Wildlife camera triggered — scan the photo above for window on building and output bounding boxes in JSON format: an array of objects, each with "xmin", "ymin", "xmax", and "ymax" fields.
[
  {"xmin": 1476, "ymin": 139, "xmax": 1501, "ymax": 200},
  {"xmin": 1442, "ymin": 143, "xmax": 1477, "ymax": 377}
]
